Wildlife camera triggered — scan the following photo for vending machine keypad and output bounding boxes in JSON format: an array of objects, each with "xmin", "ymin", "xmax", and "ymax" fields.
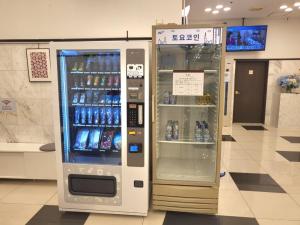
[{"xmin": 126, "ymin": 49, "xmax": 145, "ymax": 167}]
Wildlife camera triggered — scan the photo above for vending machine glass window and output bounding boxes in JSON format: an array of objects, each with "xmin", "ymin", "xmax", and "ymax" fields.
[{"xmin": 57, "ymin": 50, "xmax": 122, "ymax": 165}]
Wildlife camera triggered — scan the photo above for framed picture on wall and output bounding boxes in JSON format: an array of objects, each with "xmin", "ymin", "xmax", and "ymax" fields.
[{"xmin": 26, "ymin": 48, "xmax": 51, "ymax": 82}]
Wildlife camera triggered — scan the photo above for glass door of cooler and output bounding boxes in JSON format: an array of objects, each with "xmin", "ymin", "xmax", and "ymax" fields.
[
  {"xmin": 58, "ymin": 50, "xmax": 122, "ymax": 165},
  {"xmin": 155, "ymin": 34, "xmax": 222, "ymax": 184}
]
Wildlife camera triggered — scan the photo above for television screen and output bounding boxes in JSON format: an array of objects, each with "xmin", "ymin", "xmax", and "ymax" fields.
[{"xmin": 226, "ymin": 25, "xmax": 268, "ymax": 52}]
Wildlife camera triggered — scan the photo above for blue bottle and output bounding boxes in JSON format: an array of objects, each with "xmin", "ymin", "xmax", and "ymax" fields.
[
  {"xmin": 80, "ymin": 107, "xmax": 87, "ymax": 124},
  {"xmin": 74, "ymin": 107, "xmax": 80, "ymax": 124},
  {"xmin": 87, "ymin": 107, "xmax": 93, "ymax": 124},
  {"xmin": 100, "ymin": 107, "xmax": 106, "ymax": 125},
  {"xmin": 93, "ymin": 108, "xmax": 99, "ymax": 124}
]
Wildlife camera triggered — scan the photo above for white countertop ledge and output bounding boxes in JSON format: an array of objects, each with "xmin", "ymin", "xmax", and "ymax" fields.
[{"xmin": 0, "ymin": 143, "xmax": 45, "ymax": 153}]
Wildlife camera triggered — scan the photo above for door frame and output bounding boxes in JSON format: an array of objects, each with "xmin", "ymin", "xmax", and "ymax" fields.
[{"xmin": 233, "ymin": 59, "xmax": 269, "ymax": 124}]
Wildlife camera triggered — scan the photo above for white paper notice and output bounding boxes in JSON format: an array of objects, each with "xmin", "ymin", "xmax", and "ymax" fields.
[{"xmin": 173, "ymin": 71, "xmax": 204, "ymax": 96}]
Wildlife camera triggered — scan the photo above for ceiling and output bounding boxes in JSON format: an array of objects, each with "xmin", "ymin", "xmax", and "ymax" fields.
[{"xmin": 187, "ymin": 0, "xmax": 300, "ymax": 22}]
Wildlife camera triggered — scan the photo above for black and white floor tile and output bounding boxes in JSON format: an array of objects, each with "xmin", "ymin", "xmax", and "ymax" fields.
[
  {"xmin": 222, "ymin": 135, "xmax": 236, "ymax": 142},
  {"xmin": 277, "ymin": 151, "xmax": 300, "ymax": 162},
  {"xmin": 242, "ymin": 125, "xmax": 267, "ymax": 131},
  {"xmin": 281, "ymin": 136, "xmax": 300, "ymax": 143},
  {"xmin": 1, "ymin": 124, "xmax": 300, "ymax": 225}
]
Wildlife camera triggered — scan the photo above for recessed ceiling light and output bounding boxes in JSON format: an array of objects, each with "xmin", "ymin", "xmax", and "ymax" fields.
[
  {"xmin": 280, "ymin": 5, "xmax": 288, "ymax": 9},
  {"xmin": 224, "ymin": 7, "xmax": 231, "ymax": 11},
  {"xmin": 294, "ymin": 2, "xmax": 300, "ymax": 7},
  {"xmin": 216, "ymin": 4, "xmax": 223, "ymax": 9},
  {"xmin": 212, "ymin": 10, "xmax": 220, "ymax": 14},
  {"xmin": 205, "ymin": 7, "xmax": 212, "ymax": 12},
  {"xmin": 285, "ymin": 7, "xmax": 293, "ymax": 12}
]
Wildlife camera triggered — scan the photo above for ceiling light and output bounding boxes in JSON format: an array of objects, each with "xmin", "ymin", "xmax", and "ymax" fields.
[
  {"xmin": 224, "ymin": 7, "xmax": 231, "ymax": 11},
  {"xmin": 294, "ymin": 2, "xmax": 300, "ymax": 7},
  {"xmin": 216, "ymin": 4, "xmax": 223, "ymax": 9},
  {"xmin": 285, "ymin": 7, "xmax": 293, "ymax": 11},
  {"xmin": 205, "ymin": 7, "xmax": 212, "ymax": 12},
  {"xmin": 280, "ymin": 5, "xmax": 288, "ymax": 9},
  {"xmin": 212, "ymin": 10, "xmax": 220, "ymax": 14}
]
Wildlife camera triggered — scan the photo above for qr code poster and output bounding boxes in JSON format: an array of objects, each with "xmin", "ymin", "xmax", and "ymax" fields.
[{"xmin": 26, "ymin": 48, "xmax": 51, "ymax": 82}]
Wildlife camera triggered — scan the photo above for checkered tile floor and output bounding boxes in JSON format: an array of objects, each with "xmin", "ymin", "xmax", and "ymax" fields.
[{"xmin": 1, "ymin": 124, "xmax": 300, "ymax": 225}]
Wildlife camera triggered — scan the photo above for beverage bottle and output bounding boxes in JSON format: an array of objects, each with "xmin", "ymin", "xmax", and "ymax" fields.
[
  {"xmin": 203, "ymin": 121, "xmax": 211, "ymax": 142},
  {"xmin": 87, "ymin": 107, "xmax": 93, "ymax": 124},
  {"xmin": 80, "ymin": 107, "xmax": 87, "ymax": 124},
  {"xmin": 99, "ymin": 107, "xmax": 106, "ymax": 125},
  {"xmin": 172, "ymin": 121, "xmax": 179, "ymax": 140},
  {"xmin": 163, "ymin": 91, "xmax": 170, "ymax": 104},
  {"xmin": 170, "ymin": 94, "xmax": 177, "ymax": 104},
  {"xmin": 199, "ymin": 122, "xmax": 205, "ymax": 142},
  {"xmin": 194, "ymin": 121, "xmax": 201, "ymax": 141},
  {"xmin": 165, "ymin": 120, "xmax": 173, "ymax": 141},
  {"xmin": 74, "ymin": 107, "xmax": 80, "ymax": 124}
]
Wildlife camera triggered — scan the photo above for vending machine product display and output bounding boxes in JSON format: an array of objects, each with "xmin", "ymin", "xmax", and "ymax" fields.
[
  {"xmin": 152, "ymin": 24, "xmax": 225, "ymax": 214},
  {"xmin": 51, "ymin": 41, "xmax": 149, "ymax": 216}
]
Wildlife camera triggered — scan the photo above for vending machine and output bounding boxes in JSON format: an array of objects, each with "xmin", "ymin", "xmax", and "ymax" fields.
[{"xmin": 51, "ymin": 41, "xmax": 149, "ymax": 216}]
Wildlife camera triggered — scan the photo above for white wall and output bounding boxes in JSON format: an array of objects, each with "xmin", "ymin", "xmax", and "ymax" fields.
[
  {"xmin": 0, "ymin": 0, "xmax": 182, "ymax": 39},
  {"xmin": 190, "ymin": 17, "xmax": 300, "ymax": 126}
]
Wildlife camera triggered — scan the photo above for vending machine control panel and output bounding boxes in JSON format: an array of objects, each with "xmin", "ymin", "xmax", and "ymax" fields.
[{"xmin": 126, "ymin": 49, "xmax": 145, "ymax": 167}]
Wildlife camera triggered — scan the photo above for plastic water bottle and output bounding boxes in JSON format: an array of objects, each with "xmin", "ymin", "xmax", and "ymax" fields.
[
  {"xmin": 165, "ymin": 120, "xmax": 173, "ymax": 141},
  {"xmin": 203, "ymin": 122, "xmax": 210, "ymax": 142},
  {"xmin": 172, "ymin": 121, "xmax": 179, "ymax": 140},
  {"xmin": 194, "ymin": 121, "xmax": 201, "ymax": 142}
]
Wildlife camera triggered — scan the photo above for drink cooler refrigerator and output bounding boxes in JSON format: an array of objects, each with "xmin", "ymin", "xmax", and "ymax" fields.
[
  {"xmin": 51, "ymin": 41, "xmax": 149, "ymax": 216},
  {"xmin": 152, "ymin": 24, "xmax": 225, "ymax": 214}
]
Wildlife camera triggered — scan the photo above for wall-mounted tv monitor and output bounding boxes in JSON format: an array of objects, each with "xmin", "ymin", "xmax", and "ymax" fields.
[{"xmin": 226, "ymin": 25, "xmax": 268, "ymax": 52}]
